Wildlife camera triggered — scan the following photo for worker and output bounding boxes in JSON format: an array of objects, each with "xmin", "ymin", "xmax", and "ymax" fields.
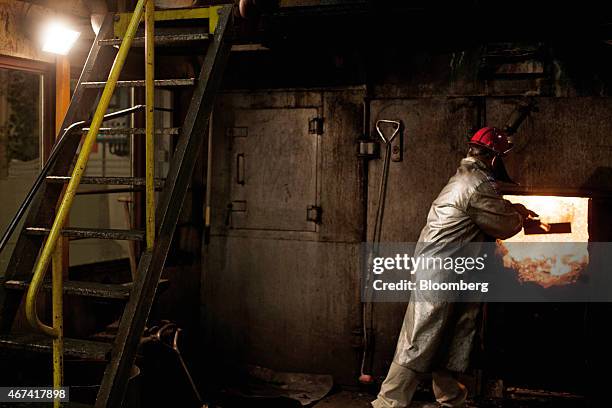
[{"xmin": 372, "ymin": 127, "xmax": 536, "ymax": 408}]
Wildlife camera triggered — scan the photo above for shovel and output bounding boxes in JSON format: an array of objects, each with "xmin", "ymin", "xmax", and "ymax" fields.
[{"xmin": 523, "ymin": 216, "xmax": 572, "ymax": 235}]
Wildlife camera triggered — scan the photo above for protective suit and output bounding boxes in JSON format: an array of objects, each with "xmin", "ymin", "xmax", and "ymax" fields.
[{"xmin": 373, "ymin": 156, "xmax": 523, "ymax": 408}]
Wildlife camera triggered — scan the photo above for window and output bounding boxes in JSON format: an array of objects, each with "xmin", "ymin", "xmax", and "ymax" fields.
[{"xmin": 0, "ymin": 56, "xmax": 53, "ymax": 273}]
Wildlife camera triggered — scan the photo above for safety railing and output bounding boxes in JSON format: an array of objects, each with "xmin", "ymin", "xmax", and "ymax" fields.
[
  {"xmin": 0, "ymin": 106, "xmax": 147, "ymax": 256},
  {"xmin": 0, "ymin": 104, "xmax": 146, "ymax": 408},
  {"xmin": 22, "ymin": 0, "xmax": 155, "ymax": 404}
]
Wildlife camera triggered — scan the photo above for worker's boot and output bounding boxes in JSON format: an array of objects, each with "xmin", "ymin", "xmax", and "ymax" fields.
[
  {"xmin": 431, "ymin": 370, "xmax": 467, "ymax": 407},
  {"xmin": 371, "ymin": 362, "xmax": 419, "ymax": 408}
]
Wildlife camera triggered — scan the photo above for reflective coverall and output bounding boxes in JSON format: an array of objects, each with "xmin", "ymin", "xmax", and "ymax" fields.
[{"xmin": 372, "ymin": 156, "xmax": 523, "ymax": 408}]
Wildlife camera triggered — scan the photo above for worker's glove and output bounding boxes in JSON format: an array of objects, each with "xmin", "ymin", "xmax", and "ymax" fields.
[{"xmin": 512, "ymin": 203, "xmax": 539, "ymax": 220}]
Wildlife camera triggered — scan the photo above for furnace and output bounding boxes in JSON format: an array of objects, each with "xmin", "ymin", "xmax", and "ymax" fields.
[{"xmin": 499, "ymin": 195, "xmax": 590, "ymax": 288}]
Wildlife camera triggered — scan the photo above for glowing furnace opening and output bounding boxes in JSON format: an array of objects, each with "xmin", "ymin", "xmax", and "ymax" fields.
[{"xmin": 499, "ymin": 195, "xmax": 590, "ymax": 288}]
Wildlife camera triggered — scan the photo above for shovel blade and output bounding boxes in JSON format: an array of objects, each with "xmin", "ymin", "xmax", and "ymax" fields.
[{"xmin": 524, "ymin": 222, "xmax": 572, "ymax": 235}]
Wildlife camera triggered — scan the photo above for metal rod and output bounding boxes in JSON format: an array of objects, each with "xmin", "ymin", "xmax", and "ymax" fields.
[
  {"xmin": 26, "ymin": 0, "xmax": 148, "ymax": 337},
  {"xmin": 361, "ymin": 120, "xmax": 401, "ymax": 381},
  {"xmin": 145, "ymin": 0, "xmax": 156, "ymax": 250},
  {"xmin": 204, "ymin": 110, "xmax": 213, "ymax": 244},
  {"xmin": 52, "ymin": 240, "xmax": 63, "ymax": 408},
  {"xmin": 172, "ymin": 329, "xmax": 203, "ymax": 404},
  {"xmin": 118, "ymin": 197, "xmax": 138, "ymax": 280},
  {"xmin": 75, "ymin": 187, "xmax": 158, "ymax": 195}
]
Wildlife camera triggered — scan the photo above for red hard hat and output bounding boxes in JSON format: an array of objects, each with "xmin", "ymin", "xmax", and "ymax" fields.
[{"xmin": 468, "ymin": 127, "xmax": 513, "ymax": 156}]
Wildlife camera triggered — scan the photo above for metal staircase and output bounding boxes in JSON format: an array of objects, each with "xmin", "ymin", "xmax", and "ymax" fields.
[{"xmin": 0, "ymin": 2, "xmax": 233, "ymax": 407}]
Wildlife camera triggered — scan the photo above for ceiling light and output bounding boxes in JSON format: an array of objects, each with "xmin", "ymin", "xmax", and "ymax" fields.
[{"xmin": 42, "ymin": 21, "xmax": 80, "ymax": 55}]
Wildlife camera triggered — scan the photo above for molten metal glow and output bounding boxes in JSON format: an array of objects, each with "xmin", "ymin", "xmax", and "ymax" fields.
[{"xmin": 500, "ymin": 195, "xmax": 589, "ymax": 288}]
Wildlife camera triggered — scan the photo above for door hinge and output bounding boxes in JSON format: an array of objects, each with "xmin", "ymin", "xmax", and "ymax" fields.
[
  {"xmin": 225, "ymin": 200, "xmax": 247, "ymax": 226},
  {"xmin": 308, "ymin": 117, "xmax": 324, "ymax": 135},
  {"xmin": 226, "ymin": 126, "xmax": 248, "ymax": 138},
  {"xmin": 307, "ymin": 205, "xmax": 322, "ymax": 224}
]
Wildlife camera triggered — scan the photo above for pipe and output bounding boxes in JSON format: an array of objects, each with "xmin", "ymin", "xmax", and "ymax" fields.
[
  {"xmin": 204, "ymin": 109, "xmax": 213, "ymax": 245},
  {"xmin": 145, "ymin": 0, "xmax": 156, "ymax": 250},
  {"xmin": 503, "ymin": 99, "xmax": 538, "ymax": 135}
]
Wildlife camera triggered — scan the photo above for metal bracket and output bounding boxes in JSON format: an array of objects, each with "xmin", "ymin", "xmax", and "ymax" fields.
[
  {"xmin": 358, "ymin": 140, "xmax": 379, "ymax": 159},
  {"xmin": 308, "ymin": 117, "xmax": 324, "ymax": 135},
  {"xmin": 225, "ymin": 201, "xmax": 246, "ymax": 227},
  {"xmin": 226, "ymin": 126, "xmax": 248, "ymax": 138},
  {"xmin": 391, "ymin": 133, "xmax": 402, "ymax": 162},
  {"xmin": 226, "ymin": 126, "xmax": 247, "ymax": 151},
  {"xmin": 114, "ymin": 6, "xmax": 222, "ymax": 38},
  {"xmin": 307, "ymin": 205, "xmax": 322, "ymax": 224},
  {"xmin": 230, "ymin": 200, "xmax": 247, "ymax": 212}
]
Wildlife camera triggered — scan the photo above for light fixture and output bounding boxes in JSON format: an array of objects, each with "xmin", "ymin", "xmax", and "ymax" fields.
[{"xmin": 41, "ymin": 21, "xmax": 80, "ymax": 55}]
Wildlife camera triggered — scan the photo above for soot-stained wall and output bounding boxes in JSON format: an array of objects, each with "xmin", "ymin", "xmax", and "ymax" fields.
[
  {"xmin": 201, "ymin": 37, "xmax": 612, "ymax": 392},
  {"xmin": 203, "ymin": 90, "xmax": 365, "ymax": 385}
]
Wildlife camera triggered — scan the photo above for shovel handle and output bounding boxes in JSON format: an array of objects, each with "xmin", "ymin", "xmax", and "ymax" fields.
[{"xmin": 376, "ymin": 119, "xmax": 401, "ymax": 144}]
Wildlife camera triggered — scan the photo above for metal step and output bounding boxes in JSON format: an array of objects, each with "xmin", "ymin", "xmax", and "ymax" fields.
[
  {"xmin": 4, "ymin": 280, "xmax": 131, "ymax": 300},
  {"xmin": 0, "ymin": 334, "xmax": 111, "ymax": 360},
  {"xmin": 79, "ymin": 127, "xmax": 180, "ymax": 135},
  {"xmin": 99, "ymin": 33, "xmax": 210, "ymax": 47},
  {"xmin": 46, "ymin": 176, "xmax": 164, "ymax": 188},
  {"xmin": 81, "ymin": 79, "xmax": 195, "ymax": 88},
  {"xmin": 25, "ymin": 227, "xmax": 145, "ymax": 241},
  {"xmin": 4, "ymin": 278, "xmax": 170, "ymax": 301}
]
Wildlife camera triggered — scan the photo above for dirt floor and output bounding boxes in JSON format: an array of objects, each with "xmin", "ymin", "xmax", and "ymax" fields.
[{"xmin": 311, "ymin": 391, "xmax": 373, "ymax": 407}]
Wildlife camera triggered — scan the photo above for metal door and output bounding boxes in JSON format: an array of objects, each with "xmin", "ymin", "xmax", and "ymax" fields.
[{"xmin": 228, "ymin": 108, "xmax": 320, "ymax": 232}]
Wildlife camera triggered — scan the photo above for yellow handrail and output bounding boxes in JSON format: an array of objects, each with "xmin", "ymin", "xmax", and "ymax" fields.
[{"xmin": 51, "ymin": 241, "xmax": 63, "ymax": 408}]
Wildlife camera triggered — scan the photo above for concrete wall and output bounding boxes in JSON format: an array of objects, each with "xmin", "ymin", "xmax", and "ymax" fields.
[{"xmin": 0, "ymin": 0, "xmax": 55, "ymax": 63}]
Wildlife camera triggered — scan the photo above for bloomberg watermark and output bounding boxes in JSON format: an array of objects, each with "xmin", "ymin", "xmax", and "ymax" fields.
[{"xmin": 361, "ymin": 242, "xmax": 612, "ymax": 302}]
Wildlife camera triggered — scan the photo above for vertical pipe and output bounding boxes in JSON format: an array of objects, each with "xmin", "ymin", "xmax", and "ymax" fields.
[
  {"xmin": 55, "ymin": 55, "xmax": 71, "ymax": 133},
  {"xmin": 55, "ymin": 54, "xmax": 71, "ymax": 281},
  {"xmin": 145, "ymin": 0, "xmax": 155, "ymax": 250},
  {"xmin": 52, "ymin": 240, "xmax": 63, "ymax": 408},
  {"xmin": 204, "ymin": 110, "xmax": 213, "ymax": 244},
  {"xmin": 51, "ymin": 55, "xmax": 69, "ymax": 395}
]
